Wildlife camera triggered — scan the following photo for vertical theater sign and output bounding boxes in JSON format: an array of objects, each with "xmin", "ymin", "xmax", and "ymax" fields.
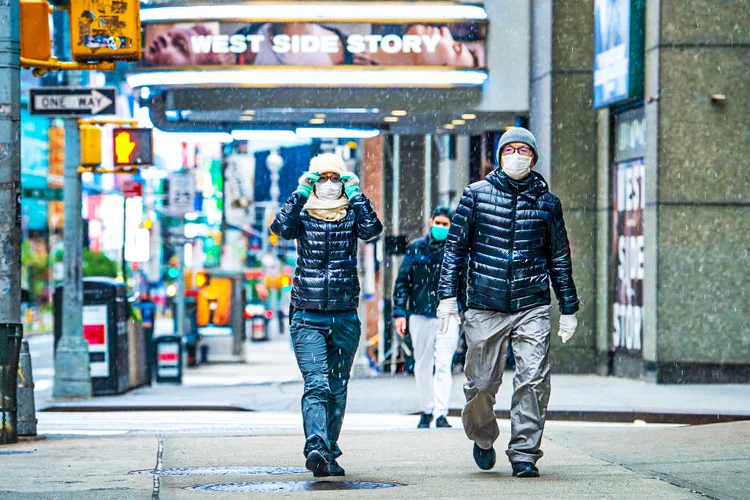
[{"xmin": 611, "ymin": 107, "xmax": 645, "ymax": 353}]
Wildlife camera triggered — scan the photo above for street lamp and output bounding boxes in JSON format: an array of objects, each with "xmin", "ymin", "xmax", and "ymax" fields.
[{"xmin": 266, "ymin": 149, "xmax": 284, "ymax": 207}]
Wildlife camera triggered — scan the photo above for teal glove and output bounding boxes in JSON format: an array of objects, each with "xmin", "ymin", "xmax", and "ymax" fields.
[
  {"xmin": 294, "ymin": 171, "xmax": 320, "ymax": 199},
  {"xmin": 341, "ymin": 172, "xmax": 361, "ymax": 199}
]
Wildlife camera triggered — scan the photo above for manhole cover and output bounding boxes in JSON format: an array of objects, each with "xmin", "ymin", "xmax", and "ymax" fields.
[
  {"xmin": 186, "ymin": 481, "xmax": 405, "ymax": 492},
  {"xmin": 130, "ymin": 467, "xmax": 308, "ymax": 476},
  {"xmin": 0, "ymin": 451, "xmax": 33, "ymax": 455}
]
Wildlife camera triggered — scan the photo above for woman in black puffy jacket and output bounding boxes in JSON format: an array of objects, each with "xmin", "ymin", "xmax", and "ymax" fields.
[{"xmin": 270, "ymin": 153, "xmax": 382, "ymax": 478}]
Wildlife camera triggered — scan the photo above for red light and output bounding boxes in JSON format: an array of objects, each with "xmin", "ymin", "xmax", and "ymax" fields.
[
  {"xmin": 264, "ymin": 310, "xmax": 274, "ymax": 320},
  {"xmin": 244, "ymin": 310, "xmax": 252, "ymax": 319}
]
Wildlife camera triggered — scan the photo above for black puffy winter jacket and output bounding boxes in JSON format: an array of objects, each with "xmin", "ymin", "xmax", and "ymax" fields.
[
  {"xmin": 438, "ymin": 170, "xmax": 579, "ymax": 315},
  {"xmin": 270, "ymin": 192, "xmax": 383, "ymax": 312},
  {"xmin": 393, "ymin": 235, "xmax": 445, "ymax": 319}
]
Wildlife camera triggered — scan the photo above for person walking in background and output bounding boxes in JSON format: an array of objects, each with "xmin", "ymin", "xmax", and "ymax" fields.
[
  {"xmin": 438, "ymin": 127, "xmax": 579, "ymax": 478},
  {"xmin": 271, "ymin": 153, "xmax": 383, "ymax": 478},
  {"xmin": 393, "ymin": 207, "xmax": 459, "ymax": 429}
]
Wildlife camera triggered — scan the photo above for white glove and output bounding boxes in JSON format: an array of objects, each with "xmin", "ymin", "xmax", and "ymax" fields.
[
  {"xmin": 437, "ymin": 298, "xmax": 460, "ymax": 335},
  {"xmin": 558, "ymin": 314, "xmax": 578, "ymax": 344}
]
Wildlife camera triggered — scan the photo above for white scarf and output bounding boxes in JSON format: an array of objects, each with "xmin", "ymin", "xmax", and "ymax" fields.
[{"xmin": 304, "ymin": 192, "xmax": 349, "ymax": 222}]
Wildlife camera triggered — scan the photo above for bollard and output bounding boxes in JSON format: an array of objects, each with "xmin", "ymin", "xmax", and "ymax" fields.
[{"xmin": 17, "ymin": 340, "xmax": 37, "ymax": 436}]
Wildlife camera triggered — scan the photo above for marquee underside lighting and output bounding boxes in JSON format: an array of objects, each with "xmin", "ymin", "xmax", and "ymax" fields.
[
  {"xmin": 126, "ymin": 68, "xmax": 488, "ymax": 88},
  {"xmin": 295, "ymin": 128, "xmax": 380, "ymax": 139},
  {"xmin": 140, "ymin": 3, "xmax": 488, "ymax": 23}
]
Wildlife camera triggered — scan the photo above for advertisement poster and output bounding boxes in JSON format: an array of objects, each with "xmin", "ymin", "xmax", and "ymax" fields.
[
  {"xmin": 610, "ymin": 107, "xmax": 646, "ymax": 352},
  {"xmin": 142, "ymin": 21, "xmax": 486, "ymax": 68},
  {"xmin": 594, "ymin": 0, "xmax": 630, "ymax": 107},
  {"xmin": 83, "ymin": 304, "xmax": 110, "ymax": 377}
]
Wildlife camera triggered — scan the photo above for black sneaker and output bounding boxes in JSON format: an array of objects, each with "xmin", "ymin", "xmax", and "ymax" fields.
[
  {"xmin": 435, "ymin": 416, "xmax": 452, "ymax": 428},
  {"xmin": 328, "ymin": 459, "xmax": 345, "ymax": 476},
  {"xmin": 418, "ymin": 413, "xmax": 433, "ymax": 429},
  {"xmin": 473, "ymin": 443, "xmax": 496, "ymax": 470},
  {"xmin": 512, "ymin": 461, "xmax": 540, "ymax": 478},
  {"xmin": 305, "ymin": 450, "xmax": 330, "ymax": 477}
]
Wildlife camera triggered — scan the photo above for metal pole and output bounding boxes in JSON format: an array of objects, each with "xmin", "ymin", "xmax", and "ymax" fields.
[
  {"xmin": 121, "ymin": 193, "xmax": 127, "ymax": 284},
  {"xmin": 423, "ymin": 134, "xmax": 433, "ymax": 227},
  {"xmin": 387, "ymin": 135, "xmax": 400, "ymax": 374},
  {"xmin": 53, "ymin": 71, "xmax": 92, "ymax": 398},
  {"xmin": 0, "ymin": 0, "xmax": 23, "ymax": 443},
  {"xmin": 175, "ymin": 223, "xmax": 186, "ymax": 339}
]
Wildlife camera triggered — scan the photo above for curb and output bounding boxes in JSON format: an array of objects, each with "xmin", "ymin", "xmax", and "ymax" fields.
[{"xmin": 442, "ymin": 408, "xmax": 750, "ymax": 425}]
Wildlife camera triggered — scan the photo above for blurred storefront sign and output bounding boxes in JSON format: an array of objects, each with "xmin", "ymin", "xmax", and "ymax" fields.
[{"xmin": 593, "ymin": 0, "xmax": 644, "ymax": 108}]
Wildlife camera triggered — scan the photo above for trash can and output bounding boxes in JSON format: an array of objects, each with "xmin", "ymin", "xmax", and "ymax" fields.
[
  {"xmin": 154, "ymin": 335, "xmax": 182, "ymax": 384},
  {"xmin": 0, "ymin": 323, "xmax": 22, "ymax": 444},
  {"xmin": 250, "ymin": 315, "xmax": 269, "ymax": 342},
  {"xmin": 54, "ymin": 278, "xmax": 130, "ymax": 396}
]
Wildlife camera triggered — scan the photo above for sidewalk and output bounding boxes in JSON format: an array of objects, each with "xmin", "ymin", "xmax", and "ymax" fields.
[
  {"xmin": 3, "ymin": 414, "xmax": 748, "ymax": 499},
  {"xmin": 36, "ymin": 337, "xmax": 750, "ymax": 424}
]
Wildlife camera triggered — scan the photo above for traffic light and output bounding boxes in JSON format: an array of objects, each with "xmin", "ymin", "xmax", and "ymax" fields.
[
  {"xmin": 68, "ymin": 0, "xmax": 142, "ymax": 63},
  {"xmin": 20, "ymin": 0, "xmax": 52, "ymax": 61},
  {"xmin": 113, "ymin": 128, "xmax": 153, "ymax": 166},
  {"xmin": 79, "ymin": 124, "xmax": 101, "ymax": 167},
  {"xmin": 195, "ymin": 272, "xmax": 209, "ymax": 288},
  {"xmin": 167, "ymin": 267, "xmax": 180, "ymax": 280}
]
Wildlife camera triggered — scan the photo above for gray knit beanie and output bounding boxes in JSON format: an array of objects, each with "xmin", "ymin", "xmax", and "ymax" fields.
[{"xmin": 496, "ymin": 127, "xmax": 538, "ymax": 165}]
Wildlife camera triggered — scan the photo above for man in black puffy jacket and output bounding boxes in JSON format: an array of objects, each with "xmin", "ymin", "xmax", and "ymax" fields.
[
  {"xmin": 393, "ymin": 206, "xmax": 458, "ymax": 430},
  {"xmin": 437, "ymin": 127, "xmax": 579, "ymax": 478},
  {"xmin": 271, "ymin": 153, "xmax": 383, "ymax": 478}
]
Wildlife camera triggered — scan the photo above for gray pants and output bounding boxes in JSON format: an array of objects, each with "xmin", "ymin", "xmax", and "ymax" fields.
[{"xmin": 461, "ymin": 305, "xmax": 551, "ymax": 465}]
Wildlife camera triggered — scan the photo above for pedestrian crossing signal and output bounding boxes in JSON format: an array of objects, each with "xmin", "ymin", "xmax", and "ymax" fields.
[{"xmin": 113, "ymin": 128, "xmax": 153, "ymax": 166}]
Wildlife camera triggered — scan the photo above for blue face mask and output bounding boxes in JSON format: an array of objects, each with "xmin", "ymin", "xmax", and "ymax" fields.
[{"xmin": 431, "ymin": 225, "xmax": 449, "ymax": 241}]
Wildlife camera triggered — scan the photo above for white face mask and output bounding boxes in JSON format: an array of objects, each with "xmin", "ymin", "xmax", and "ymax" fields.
[
  {"xmin": 501, "ymin": 153, "xmax": 533, "ymax": 180},
  {"xmin": 315, "ymin": 180, "xmax": 343, "ymax": 201}
]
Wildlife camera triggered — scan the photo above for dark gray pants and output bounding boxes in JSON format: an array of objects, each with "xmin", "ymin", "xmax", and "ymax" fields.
[
  {"xmin": 461, "ymin": 305, "xmax": 551, "ymax": 464},
  {"xmin": 290, "ymin": 310, "xmax": 361, "ymax": 461}
]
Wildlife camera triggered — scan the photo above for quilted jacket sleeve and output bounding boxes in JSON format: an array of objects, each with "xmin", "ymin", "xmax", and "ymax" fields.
[
  {"xmin": 548, "ymin": 198, "xmax": 580, "ymax": 314},
  {"xmin": 392, "ymin": 245, "xmax": 415, "ymax": 318},
  {"xmin": 351, "ymin": 193, "xmax": 384, "ymax": 242},
  {"xmin": 439, "ymin": 186, "xmax": 475, "ymax": 300},
  {"xmin": 270, "ymin": 192, "xmax": 307, "ymax": 240}
]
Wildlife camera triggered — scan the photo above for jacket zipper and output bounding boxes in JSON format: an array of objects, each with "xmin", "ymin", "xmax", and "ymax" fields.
[
  {"xmin": 507, "ymin": 192, "xmax": 517, "ymax": 312},
  {"xmin": 324, "ymin": 222, "xmax": 330, "ymax": 308}
]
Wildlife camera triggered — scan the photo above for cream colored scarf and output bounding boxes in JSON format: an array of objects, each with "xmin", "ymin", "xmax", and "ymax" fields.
[{"xmin": 304, "ymin": 192, "xmax": 349, "ymax": 222}]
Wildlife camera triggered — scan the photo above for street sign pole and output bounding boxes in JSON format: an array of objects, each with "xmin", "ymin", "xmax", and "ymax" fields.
[
  {"xmin": 53, "ymin": 71, "xmax": 92, "ymax": 399},
  {"xmin": 0, "ymin": 0, "xmax": 23, "ymax": 444}
]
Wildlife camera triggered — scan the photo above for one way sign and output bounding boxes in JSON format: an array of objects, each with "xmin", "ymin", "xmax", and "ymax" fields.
[{"xmin": 29, "ymin": 87, "xmax": 116, "ymax": 116}]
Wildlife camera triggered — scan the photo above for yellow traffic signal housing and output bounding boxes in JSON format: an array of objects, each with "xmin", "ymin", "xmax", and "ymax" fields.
[
  {"xmin": 68, "ymin": 0, "xmax": 142, "ymax": 63},
  {"xmin": 20, "ymin": 0, "xmax": 52, "ymax": 61},
  {"xmin": 79, "ymin": 124, "xmax": 102, "ymax": 167}
]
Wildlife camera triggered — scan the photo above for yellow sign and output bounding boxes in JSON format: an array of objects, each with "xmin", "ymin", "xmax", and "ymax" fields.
[{"xmin": 69, "ymin": 0, "xmax": 142, "ymax": 63}]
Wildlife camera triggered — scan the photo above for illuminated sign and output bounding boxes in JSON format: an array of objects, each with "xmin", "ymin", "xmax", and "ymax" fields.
[
  {"xmin": 141, "ymin": 21, "xmax": 486, "ymax": 69},
  {"xmin": 593, "ymin": 0, "xmax": 645, "ymax": 108},
  {"xmin": 134, "ymin": 4, "xmax": 488, "ymax": 88},
  {"xmin": 112, "ymin": 128, "xmax": 153, "ymax": 166}
]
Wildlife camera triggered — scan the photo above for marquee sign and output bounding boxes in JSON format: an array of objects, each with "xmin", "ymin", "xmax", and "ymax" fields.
[{"xmin": 130, "ymin": 2, "xmax": 488, "ymax": 88}]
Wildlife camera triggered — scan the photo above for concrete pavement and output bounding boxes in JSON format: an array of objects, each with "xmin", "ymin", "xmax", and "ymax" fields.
[
  {"xmin": 2, "ymin": 414, "xmax": 748, "ymax": 499},
  {"xmin": 28, "ymin": 335, "xmax": 750, "ymax": 424}
]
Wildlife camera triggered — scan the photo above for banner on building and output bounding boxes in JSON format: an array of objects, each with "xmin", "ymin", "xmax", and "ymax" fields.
[
  {"xmin": 141, "ymin": 21, "xmax": 486, "ymax": 69},
  {"xmin": 593, "ymin": 0, "xmax": 644, "ymax": 108},
  {"xmin": 610, "ymin": 107, "xmax": 645, "ymax": 352}
]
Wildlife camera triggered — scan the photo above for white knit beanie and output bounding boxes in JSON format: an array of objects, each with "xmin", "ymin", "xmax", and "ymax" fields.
[{"xmin": 308, "ymin": 153, "xmax": 347, "ymax": 176}]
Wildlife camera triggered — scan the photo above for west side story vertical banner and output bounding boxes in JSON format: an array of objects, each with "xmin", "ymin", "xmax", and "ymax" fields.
[{"xmin": 611, "ymin": 107, "xmax": 645, "ymax": 352}]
